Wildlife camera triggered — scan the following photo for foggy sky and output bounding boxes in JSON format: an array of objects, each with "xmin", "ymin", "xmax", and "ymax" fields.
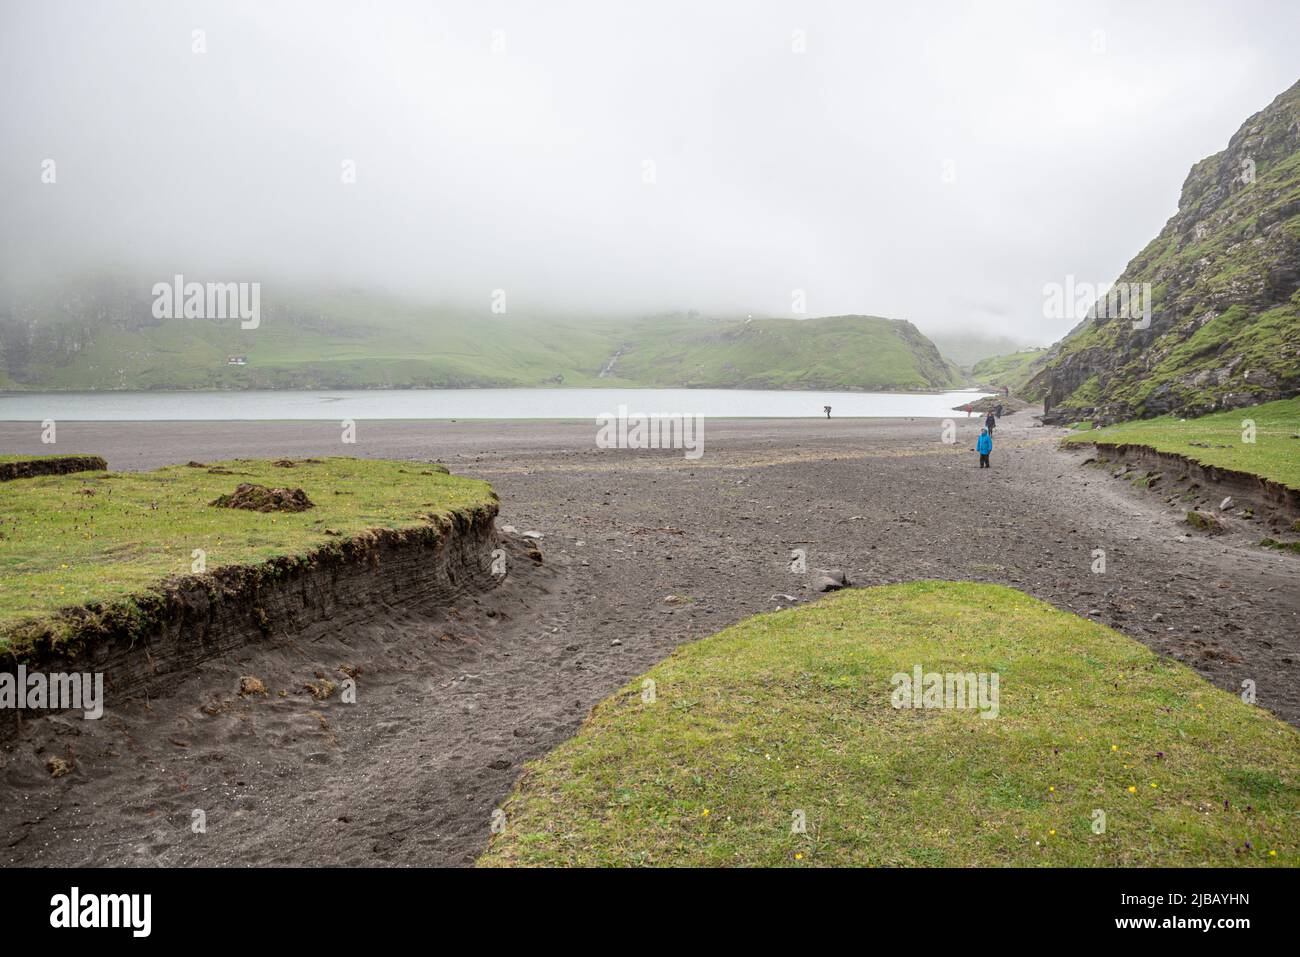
[{"xmin": 2, "ymin": 0, "xmax": 1298, "ymax": 344}]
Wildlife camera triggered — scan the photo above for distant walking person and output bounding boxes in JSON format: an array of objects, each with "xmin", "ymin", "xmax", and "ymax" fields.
[
  {"xmin": 985, "ymin": 410, "xmax": 996, "ymax": 435},
  {"xmin": 977, "ymin": 427, "xmax": 992, "ymax": 468},
  {"xmin": 824, "ymin": 405, "xmax": 832, "ymax": 419},
  {"xmin": 965, "ymin": 402, "xmax": 973, "ymax": 417}
]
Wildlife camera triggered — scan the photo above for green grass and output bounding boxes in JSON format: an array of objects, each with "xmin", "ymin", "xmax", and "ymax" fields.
[
  {"xmin": 1, "ymin": 290, "xmax": 959, "ymax": 392},
  {"xmin": 1063, "ymin": 397, "xmax": 1300, "ymax": 490},
  {"xmin": 480, "ymin": 582, "xmax": 1299, "ymax": 867},
  {"xmin": 0, "ymin": 457, "xmax": 495, "ymax": 646},
  {"xmin": 970, "ymin": 348, "xmax": 1048, "ymax": 394}
]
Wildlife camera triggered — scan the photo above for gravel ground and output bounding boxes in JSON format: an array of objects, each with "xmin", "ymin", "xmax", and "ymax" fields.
[{"xmin": 1, "ymin": 411, "xmax": 1296, "ymax": 866}]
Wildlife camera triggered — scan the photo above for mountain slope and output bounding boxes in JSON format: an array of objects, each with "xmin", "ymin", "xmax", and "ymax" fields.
[
  {"xmin": 931, "ymin": 332, "xmax": 1036, "ymax": 370},
  {"xmin": 1030, "ymin": 79, "xmax": 1300, "ymax": 424},
  {"xmin": 0, "ymin": 287, "xmax": 960, "ymax": 392},
  {"xmin": 606, "ymin": 314, "xmax": 958, "ymax": 390},
  {"xmin": 971, "ymin": 348, "xmax": 1049, "ymax": 395}
]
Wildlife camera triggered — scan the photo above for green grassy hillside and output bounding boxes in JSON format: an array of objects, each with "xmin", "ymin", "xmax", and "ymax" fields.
[
  {"xmin": 480, "ymin": 582, "xmax": 1299, "ymax": 867},
  {"xmin": 1031, "ymin": 80, "xmax": 1300, "ymax": 423},
  {"xmin": 0, "ymin": 289, "xmax": 960, "ymax": 393},
  {"xmin": 931, "ymin": 332, "xmax": 1037, "ymax": 370},
  {"xmin": 971, "ymin": 348, "xmax": 1049, "ymax": 394}
]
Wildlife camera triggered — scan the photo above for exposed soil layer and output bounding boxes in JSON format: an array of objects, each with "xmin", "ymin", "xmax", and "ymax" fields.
[
  {"xmin": 2, "ymin": 503, "xmax": 500, "ymax": 717},
  {"xmin": 1, "ymin": 414, "xmax": 1297, "ymax": 868},
  {"xmin": 0, "ymin": 455, "xmax": 106, "ymax": 481},
  {"xmin": 1082, "ymin": 441, "xmax": 1300, "ymax": 525}
]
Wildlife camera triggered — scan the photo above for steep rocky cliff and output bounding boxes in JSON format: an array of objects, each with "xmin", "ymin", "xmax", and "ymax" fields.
[{"xmin": 1032, "ymin": 80, "xmax": 1300, "ymax": 424}]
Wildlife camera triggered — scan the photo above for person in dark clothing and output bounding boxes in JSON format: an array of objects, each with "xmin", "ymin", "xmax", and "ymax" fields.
[
  {"xmin": 985, "ymin": 411, "xmax": 996, "ymax": 434},
  {"xmin": 977, "ymin": 427, "xmax": 992, "ymax": 468}
]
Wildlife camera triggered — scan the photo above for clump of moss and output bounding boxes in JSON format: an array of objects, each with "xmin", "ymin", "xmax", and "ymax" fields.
[
  {"xmin": 1185, "ymin": 510, "xmax": 1225, "ymax": 534},
  {"xmin": 1259, "ymin": 538, "xmax": 1300, "ymax": 554},
  {"xmin": 305, "ymin": 676, "xmax": 337, "ymax": 700},
  {"xmin": 46, "ymin": 756, "xmax": 73, "ymax": 778},
  {"xmin": 239, "ymin": 675, "xmax": 268, "ymax": 696}
]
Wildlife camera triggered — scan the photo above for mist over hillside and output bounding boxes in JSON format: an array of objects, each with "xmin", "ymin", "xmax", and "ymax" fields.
[{"xmin": 4, "ymin": 0, "xmax": 1299, "ymax": 350}]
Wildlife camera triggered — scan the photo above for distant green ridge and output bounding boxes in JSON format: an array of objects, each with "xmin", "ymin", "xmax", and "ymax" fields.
[{"xmin": 0, "ymin": 293, "xmax": 960, "ymax": 393}]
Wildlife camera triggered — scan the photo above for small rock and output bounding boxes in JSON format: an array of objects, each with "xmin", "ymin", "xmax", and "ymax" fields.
[
  {"xmin": 610, "ymin": 638, "xmax": 622, "ymax": 646},
  {"xmin": 1219, "ymin": 496, "xmax": 1235, "ymax": 511},
  {"xmin": 815, "ymin": 569, "xmax": 850, "ymax": 592}
]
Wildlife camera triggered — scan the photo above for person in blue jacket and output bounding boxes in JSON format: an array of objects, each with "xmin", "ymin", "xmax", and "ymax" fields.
[{"xmin": 976, "ymin": 427, "xmax": 992, "ymax": 468}]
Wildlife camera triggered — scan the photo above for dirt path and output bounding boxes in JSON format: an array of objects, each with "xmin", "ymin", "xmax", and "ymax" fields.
[{"xmin": 2, "ymin": 412, "xmax": 1297, "ymax": 866}]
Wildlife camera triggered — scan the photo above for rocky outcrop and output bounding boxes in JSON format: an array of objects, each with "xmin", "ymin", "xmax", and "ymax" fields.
[{"xmin": 1033, "ymin": 80, "xmax": 1300, "ymax": 425}]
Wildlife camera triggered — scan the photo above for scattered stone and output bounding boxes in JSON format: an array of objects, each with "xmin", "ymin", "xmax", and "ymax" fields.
[
  {"xmin": 663, "ymin": 594, "xmax": 686, "ymax": 604},
  {"xmin": 211, "ymin": 483, "xmax": 314, "ymax": 513},
  {"xmin": 489, "ymin": 758, "xmax": 512, "ymax": 770},
  {"xmin": 610, "ymin": 638, "xmax": 622, "ymax": 646},
  {"xmin": 1219, "ymin": 496, "xmax": 1235, "ymax": 511},
  {"xmin": 815, "ymin": 569, "xmax": 850, "ymax": 592},
  {"xmin": 521, "ymin": 530, "xmax": 544, "ymax": 539}
]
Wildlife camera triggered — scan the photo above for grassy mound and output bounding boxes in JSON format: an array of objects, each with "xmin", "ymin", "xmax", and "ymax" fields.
[
  {"xmin": 480, "ymin": 582, "xmax": 1299, "ymax": 867},
  {"xmin": 1063, "ymin": 397, "xmax": 1300, "ymax": 489},
  {"xmin": 0, "ymin": 457, "xmax": 495, "ymax": 648}
]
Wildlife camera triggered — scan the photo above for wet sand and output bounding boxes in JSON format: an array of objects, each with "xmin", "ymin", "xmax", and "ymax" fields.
[{"xmin": 2, "ymin": 412, "xmax": 1297, "ymax": 866}]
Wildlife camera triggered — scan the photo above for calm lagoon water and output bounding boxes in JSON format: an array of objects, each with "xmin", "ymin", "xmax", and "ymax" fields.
[{"xmin": 0, "ymin": 388, "xmax": 991, "ymax": 421}]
